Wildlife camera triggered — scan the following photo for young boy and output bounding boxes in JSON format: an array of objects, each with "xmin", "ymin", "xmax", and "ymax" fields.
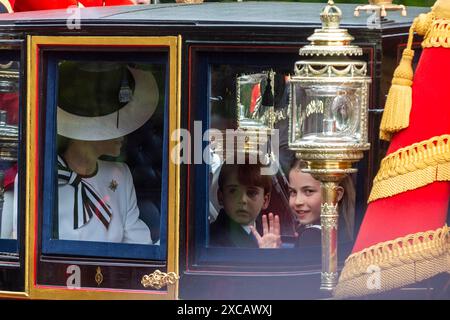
[{"xmin": 209, "ymin": 160, "xmax": 280, "ymax": 248}]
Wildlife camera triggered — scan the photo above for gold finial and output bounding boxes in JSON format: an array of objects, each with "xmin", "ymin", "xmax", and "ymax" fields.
[
  {"xmin": 321, "ymin": 0, "xmax": 342, "ymax": 30},
  {"xmin": 299, "ymin": 1, "xmax": 362, "ymax": 57}
]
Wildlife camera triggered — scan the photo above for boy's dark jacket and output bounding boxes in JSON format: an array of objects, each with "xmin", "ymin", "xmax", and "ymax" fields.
[{"xmin": 209, "ymin": 209, "xmax": 263, "ymax": 248}]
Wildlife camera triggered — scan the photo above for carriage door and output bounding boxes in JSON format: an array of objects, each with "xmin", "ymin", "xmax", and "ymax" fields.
[{"xmin": 27, "ymin": 36, "xmax": 180, "ymax": 299}]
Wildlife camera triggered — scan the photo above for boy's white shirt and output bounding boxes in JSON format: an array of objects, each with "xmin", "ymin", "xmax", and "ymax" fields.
[{"xmin": 241, "ymin": 221, "xmax": 256, "ymax": 235}]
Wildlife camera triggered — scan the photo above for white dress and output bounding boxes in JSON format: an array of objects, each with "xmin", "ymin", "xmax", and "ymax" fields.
[{"xmin": 58, "ymin": 159, "xmax": 152, "ymax": 244}]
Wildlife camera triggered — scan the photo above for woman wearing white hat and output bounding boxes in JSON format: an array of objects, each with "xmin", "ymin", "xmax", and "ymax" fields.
[{"xmin": 56, "ymin": 61, "xmax": 159, "ymax": 244}]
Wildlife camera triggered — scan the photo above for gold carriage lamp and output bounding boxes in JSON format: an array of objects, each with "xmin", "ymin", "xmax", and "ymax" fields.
[
  {"xmin": 288, "ymin": 0, "xmax": 371, "ymax": 292},
  {"xmin": 354, "ymin": 1, "xmax": 407, "ymax": 18}
]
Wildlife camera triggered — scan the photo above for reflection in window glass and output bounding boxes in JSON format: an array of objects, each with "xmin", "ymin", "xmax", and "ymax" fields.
[
  {"xmin": 208, "ymin": 64, "xmax": 298, "ymax": 249},
  {"xmin": 0, "ymin": 60, "xmax": 19, "ymax": 242},
  {"xmin": 55, "ymin": 61, "xmax": 163, "ymax": 246},
  {"xmin": 207, "ymin": 64, "xmax": 356, "ymax": 250}
]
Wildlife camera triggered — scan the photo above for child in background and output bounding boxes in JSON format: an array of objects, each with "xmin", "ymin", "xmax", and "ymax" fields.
[
  {"xmin": 288, "ymin": 159, "xmax": 355, "ymax": 247},
  {"xmin": 247, "ymin": 158, "xmax": 354, "ymax": 248}
]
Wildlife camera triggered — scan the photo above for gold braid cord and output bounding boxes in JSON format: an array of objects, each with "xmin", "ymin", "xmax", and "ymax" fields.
[
  {"xmin": 334, "ymin": 225, "xmax": 450, "ymax": 299},
  {"xmin": 422, "ymin": 18, "xmax": 450, "ymax": 48},
  {"xmin": 369, "ymin": 135, "xmax": 450, "ymax": 202}
]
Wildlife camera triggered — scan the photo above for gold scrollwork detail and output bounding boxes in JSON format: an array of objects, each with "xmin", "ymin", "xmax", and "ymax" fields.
[
  {"xmin": 294, "ymin": 150, "xmax": 366, "ymax": 162},
  {"xmin": 321, "ymin": 215, "xmax": 339, "ymax": 230},
  {"xmin": 321, "ymin": 203, "xmax": 338, "ymax": 216},
  {"xmin": 95, "ymin": 267, "xmax": 103, "ymax": 286},
  {"xmin": 294, "ymin": 142, "xmax": 370, "ymax": 150},
  {"xmin": 322, "ymin": 182, "xmax": 339, "ymax": 192},
  {"xmin": 321, "ymin": 272, "xmax": 339, "ymax": 285},
  {"xmin": 295, "ymin": 59, "xmax": 367, "ymax": 77},
  {"xmin": 141, "ymin": 270, "xmax": 180, "ymax": 290},
  {"xmin": 298, "ymin": 47, "xmax": 363, "ymax": 58},
  {"xmin": 321, "ymin": 202, "xmax": 339, "ymax": 229}
]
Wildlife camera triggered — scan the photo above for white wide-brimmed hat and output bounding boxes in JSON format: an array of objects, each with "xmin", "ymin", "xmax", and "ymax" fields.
[{"xmin": 57, "ymin": 62, "xmax": 159, "ymax": 141}]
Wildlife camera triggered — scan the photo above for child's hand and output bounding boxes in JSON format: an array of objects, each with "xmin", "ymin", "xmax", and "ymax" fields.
[{"xmin": 251, "ymin": 213, "xmax": 281, "ymax": 249}]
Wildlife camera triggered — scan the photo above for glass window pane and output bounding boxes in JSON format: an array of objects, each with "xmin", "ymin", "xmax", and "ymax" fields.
[
  {"xmin": 193, "ymin": 50, "xmax": 357, "ymax": 268},
  {"xmin": 0, "ymin": 59, "xmax": 19, "ymax": 247},
  {"xmin": 43, "ymin": 56, "xmax": 168, "ymax": 260},
  {"xmin": 208, "ymin": 64, "xmax": 299, "ymax": 250}
]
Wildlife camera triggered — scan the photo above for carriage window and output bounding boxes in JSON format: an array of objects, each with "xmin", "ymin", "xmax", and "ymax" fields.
[
  {"xmin": 208, "ymin": 65, "xmax": 299, "ymax": 249},
  {"xmin": 42, "ymin": 54, "xmax": 168, "ymax": 260},
  {"xmin": 191, "ymin": 49, "xmax": 357, "ymax": 267},
  {"xmin": 208, "ymin": 65, "xmax": 356, "ymax": 251},
  {"xmin": 0, "ymin": 56, "xmax": 20, "ymax": 255}
]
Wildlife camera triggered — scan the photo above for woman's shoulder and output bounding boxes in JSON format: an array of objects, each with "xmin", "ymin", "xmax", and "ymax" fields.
[
  {"xmin": 98, "ymin": 160, "xmax": 131, "ymax": 173},
  {"xmin": 97, "ymin": 160, "xmax": 134, "ymax": 184}
]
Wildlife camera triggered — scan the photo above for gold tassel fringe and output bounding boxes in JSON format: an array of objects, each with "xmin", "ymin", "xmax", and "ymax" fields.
[
  {"xmin": 379, "ymin": 10, "xmax": 437, "ymax": 141},
  {"xmin": 379, "ymin": 25, "xmax": 416, "ymax": 142},
  {"xmin": 422, "ymin": 18, "xmax": 450, "ymax": 48},
  {"xmin": 369, "ymin": 135, "xmax": 450, "ymax": 202},
  {"xmin": 334, "ymin": 225, "xmax": 450, "ymax": 299}
]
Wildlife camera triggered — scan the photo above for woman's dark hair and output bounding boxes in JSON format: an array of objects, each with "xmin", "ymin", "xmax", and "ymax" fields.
[{"xmin": 57, "ymin": 135, "xmax": 71, "ymax": 155}]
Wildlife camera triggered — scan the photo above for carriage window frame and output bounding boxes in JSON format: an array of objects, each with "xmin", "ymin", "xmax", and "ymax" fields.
[
  {"xmin": 189, "ymin": 46, "xmax": 361, "ymax": 269},
  {"xmin": 0, "ymin": 50, "xmax": 22, "ymax": 257},
  {"xmin": 40, "ymin": 50, "xmax": 170, "ymax": 261}
]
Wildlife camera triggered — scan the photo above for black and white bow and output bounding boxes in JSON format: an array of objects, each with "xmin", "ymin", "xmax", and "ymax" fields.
[{"xmin": 57, "ymin": 155, "xmax": 112, "ymax": 230}]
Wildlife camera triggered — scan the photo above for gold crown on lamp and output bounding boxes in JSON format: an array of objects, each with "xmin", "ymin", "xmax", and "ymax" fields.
[
  {"xmin": 354, "ymin": 0, "xmax": 407, "ymax": 18},
  {"xmin": 320, "ymin": 0, "xmax": 343, "ymax": 28},
  {"xmin": 300, "ymin": 0, "xmax": 363, "ymax": 57}
]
